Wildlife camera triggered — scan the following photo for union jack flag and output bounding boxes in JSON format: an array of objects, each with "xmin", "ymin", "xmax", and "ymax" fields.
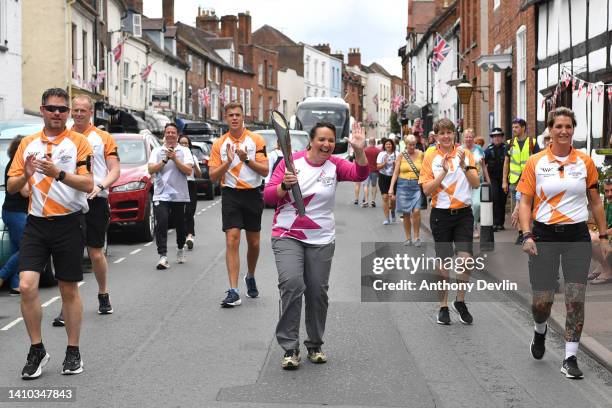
[{"xmin": 431, "ymin": 33, "xmax": 451, "ymax": 72}]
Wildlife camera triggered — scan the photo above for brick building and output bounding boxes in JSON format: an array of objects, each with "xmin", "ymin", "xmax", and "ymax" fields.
[{"xmin": 343, "ymin": 49, "xmax": 367, "ymax": 123}]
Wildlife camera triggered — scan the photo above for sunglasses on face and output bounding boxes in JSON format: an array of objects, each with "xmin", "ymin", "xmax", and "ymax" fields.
[{"xmin": 42, "ymin": 105, "xmax": 70, "ymax": 113}]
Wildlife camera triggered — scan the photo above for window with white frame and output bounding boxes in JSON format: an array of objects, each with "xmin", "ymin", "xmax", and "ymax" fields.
[
  {"xmin": 258, "ymin": 63, "xmax": 263, "ymax": 85},
  {"xmin": 314, "ymin": 59, "xmax": 318, "ymax": 84},
  {"xmin": 240, "ymin": 88, "xmax": 245, "ymax": 107},
  {"xmin": 215, "ymin": 67, "xmax": 220, "ymax": 83},
  {"xmin": 188, "ymin": 54, "xmax": 193, "ymax": 69},
  {"xmin": 245, "ymin": 89, "xmax": 251, "ymax": 117},
  {"xmin": 211, "ymin": 93, "xmax": 219, "ymax": 120},
  {"xmin": 123, "ymin": 62, "xmax": 129, "ymax": 97},
  {"xmin": 516, "ymin": 26, "xmax": 527, "ymax": 120},
  {"xmin": 321, "ymin": 62, "xmax": 325, "ymax": 84},
  {"xmin": 493, "ymin": 44, "xmax": 501, "ymax": 126},
  {"xmin": 238, "ymin": 54, "xmax": 244, "ymax": 69},
  {"xmin": 268, "ymin": 64, "xmax": 273, "ymax": 87},
  {"xmin": 133, "ymin": 14, "xmax": 142, "ymax": 37},
  {"xmin": 98, "ymin": 0, "xmax": 104, "ymax": 22},
  {"xmin": 231, "ymin": 86, "xmax": 237, "ymax": 102},
  {"xmin": 268, "ymin": 97, "xmax": 273, "ymax": 117},
  {"xmin": 258, "ymin": 95, "xmax": 264, "ymax": 121},
  {"xmin": 305, "ymin": 56, "xmax": 310, "ymax": 81},
  {"xmin": 225, "ymin": 84, "xmax": 230, "ymax": 102},
  {"xmin": 207, "ymin": 62, "xmax": 211, "ymax": 81},
  {"xmin": 0, "ymin": 0, "xmax": 7, "ymax": 50}
]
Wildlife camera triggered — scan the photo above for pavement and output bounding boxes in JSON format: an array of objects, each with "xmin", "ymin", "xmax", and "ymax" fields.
[
  {"xmin": 0, "ymin": 185, "xmax": 612, "ymax": 407},
  {"xmin": 419, "ymin": 207, "xmax": 612, "ymax": 373}
]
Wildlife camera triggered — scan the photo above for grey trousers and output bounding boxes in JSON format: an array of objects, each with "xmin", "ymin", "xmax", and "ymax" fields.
[{"xmin": 272, "ymin": 237, "xmax": 335, "ymax": 351}]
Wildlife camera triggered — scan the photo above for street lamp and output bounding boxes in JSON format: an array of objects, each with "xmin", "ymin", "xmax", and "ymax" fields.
[{"xmin": 456, "ymin": 73, "xmax": 473, "ymax": 105}]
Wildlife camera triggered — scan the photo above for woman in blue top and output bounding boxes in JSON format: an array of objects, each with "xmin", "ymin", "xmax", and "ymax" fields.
[{"xmin": 462, "ymin": 129, "xmax": 490, "ymax": 238}]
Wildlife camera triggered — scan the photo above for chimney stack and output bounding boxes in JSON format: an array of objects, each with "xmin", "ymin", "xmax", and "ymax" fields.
[
  {"xmin": 238, "ymin": 12, "xmax": 252, "ymax": 45},
  {"xmin": 124, "ymin": 0, "xmax": 143, "ymax": 14},
  {"xmin": 196, "ymin": 8, "xmax": 219, "ymax": 34},
  {"xmin": 348, "ymin": 48, "xmax": 361, "ymax": 67},
  {"xmin": 331, "ymin": 51, "xmax": 344, "ymax": 63},
  {"xmin": 314, "ymin": 43, "xmax": 331, "ymax": 55},
  {"xmin": 220, "ymin": 15, "xmax": 238, "ymax": 39},
  {"xmin": 162, "ymin": 0, "xmax": 174, "ymax": 27}
]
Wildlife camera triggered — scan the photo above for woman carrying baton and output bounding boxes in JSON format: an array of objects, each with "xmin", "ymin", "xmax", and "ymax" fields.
[
  {"xmin": 518, "ymin": 107, "xmax": 609, "ymax": 379},
  {"xmin": 264, "ymin": 122, "xmax": 368, "ymax": 370}
]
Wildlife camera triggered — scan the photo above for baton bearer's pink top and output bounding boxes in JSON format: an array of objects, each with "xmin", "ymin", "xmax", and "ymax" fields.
[{"xmin": 264, "ymin": 151, "xmax": 368, "ymax": 245}]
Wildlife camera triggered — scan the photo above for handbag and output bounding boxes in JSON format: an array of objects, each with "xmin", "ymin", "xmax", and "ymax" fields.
[{"xmin": 402, "ymin": 151, "xmax": 428, "ymax": 210}]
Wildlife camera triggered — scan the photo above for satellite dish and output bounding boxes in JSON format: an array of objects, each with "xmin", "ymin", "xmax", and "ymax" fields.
[{"xmin": 405, "ymin": 104, "xmax": 421, "ymax": 121}]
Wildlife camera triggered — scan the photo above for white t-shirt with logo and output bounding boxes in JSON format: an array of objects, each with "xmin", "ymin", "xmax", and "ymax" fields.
[
  {"xmin": 149, "ymin": 145, "xmax": 194, "ymax": 202},
  {"xmin": 376, "ymin": 151, "xmax": 397, "ymax": 176}
]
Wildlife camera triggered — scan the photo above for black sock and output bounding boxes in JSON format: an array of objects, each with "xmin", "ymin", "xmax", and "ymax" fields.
[
  {"xmin": 31, "ymin": 342, "xmax": 44, "ymax": 350},
  {"xmin": 66, "ymin": 345, "xmax": 80, "ymax": 353}
]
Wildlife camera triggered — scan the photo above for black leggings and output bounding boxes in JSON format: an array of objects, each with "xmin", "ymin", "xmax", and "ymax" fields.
[{"xmin": 184, "ymin": 181, "xmax": 197, "ymax": 236}]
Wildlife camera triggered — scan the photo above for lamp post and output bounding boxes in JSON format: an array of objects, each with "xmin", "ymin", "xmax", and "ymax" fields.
[{"xmin": 456, "ymin": 73, "xmax": 473, "ymax": 105}]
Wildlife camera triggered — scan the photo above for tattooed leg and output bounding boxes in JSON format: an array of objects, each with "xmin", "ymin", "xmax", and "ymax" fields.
[
  {"xmin": 564, "ymin": 283, "xmax": 586, "ymax": 342},
  {"xmin": 532, "ymin": 290, "xmax": 555, "ymax": 323}
]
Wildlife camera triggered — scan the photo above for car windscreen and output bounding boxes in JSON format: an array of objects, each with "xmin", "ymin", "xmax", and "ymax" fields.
[
  {"xmin": 191, "ymin": 147, "xmax": 206, "ymax": 161},
  {"xmin": 261, "ymin": 132, "xmax": 309, "ymax": 153},
  {"xmin": 296, "ymin": 106, "xmax": 348, "ymax": 138},
  {"xmin": 116, "ymin": 139, "xmax": 147, "ymax": 164}
]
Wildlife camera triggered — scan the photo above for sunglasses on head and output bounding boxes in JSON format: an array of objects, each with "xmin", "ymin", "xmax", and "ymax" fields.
[{"xmin": 43, "ymin": 105, "xmax": 70, "ymax": 113}]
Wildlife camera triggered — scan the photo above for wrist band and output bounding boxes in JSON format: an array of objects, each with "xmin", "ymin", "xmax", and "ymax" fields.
[
  {"xmin": 464, "ymin": 166, "xmax": 477, "ymax": 171},
  {"xmin": 522, "ymin": 232, "xmax": 535, "ymax": 241},
  {"xmin": 599, "ymin": 234, "xmax": 609, "ymax": 239}
]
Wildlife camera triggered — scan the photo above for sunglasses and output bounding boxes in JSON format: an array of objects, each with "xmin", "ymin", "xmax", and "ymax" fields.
[{"xmin": 42, "ymin": 105, "xmax": 70, "ymax": 113}]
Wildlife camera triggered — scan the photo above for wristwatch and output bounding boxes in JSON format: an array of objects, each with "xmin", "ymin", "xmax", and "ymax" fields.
[
  {"xmin": 56, "ymin": 170, "xmax": 66, "ymax": 182},
  {"xmin": 244, "ymin": 158, "xmax": 250, "ymax": 165},
  {"xmin": 162, "ymin": 158, "xmax": 168, "ymax": 164},
  {"xmin": 97, "ymin": 183, "xmax": 105, "ymax": 191}
]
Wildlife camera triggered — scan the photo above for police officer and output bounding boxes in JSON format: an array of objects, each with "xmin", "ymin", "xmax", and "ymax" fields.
[
  {"xmin": 503, "ymin": 118, "xmax": 540, "ymax": 244},
  {"xmin": 484, "ymin": 128, "xmax": 508, "ymax": 231}
]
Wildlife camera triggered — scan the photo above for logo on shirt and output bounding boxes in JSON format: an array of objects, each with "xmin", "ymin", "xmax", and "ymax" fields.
[
  {"xmin": 56, "ymin": 149, "xmax": 73, "ymax": 164},
  {"xmin": 317, "ymin": 170, "xmax": 335, "ymax": 187}
]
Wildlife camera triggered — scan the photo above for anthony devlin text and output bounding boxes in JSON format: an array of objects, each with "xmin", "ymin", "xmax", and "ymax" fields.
[{"xmin": 372, "ymin": 279, "xmax": 518, "ymax": 292}]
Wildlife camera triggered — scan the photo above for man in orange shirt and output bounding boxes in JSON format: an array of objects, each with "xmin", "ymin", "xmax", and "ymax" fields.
[
  {"xmin": 8, "ymin": 88, "xmax": 93, "ymax": 379},
  {"xmin": 209, "ymin": 102, "xmax": 269, "ymax": 307}
]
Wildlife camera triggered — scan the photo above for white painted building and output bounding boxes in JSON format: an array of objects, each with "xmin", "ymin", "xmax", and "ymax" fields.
[
  {"xmin": 0, "ymin": 0, "xmax": 22, "ymax": 120},
  {"xmin": 145, "ymin": 39, "xmax": 187, "ymax": 116},
  {"xmin": 278, "ymin": 67, "xmax": 305, "ymax": 118},
  {"xmin": 70, "ymin": 2, "xmax": 97, "ymax": 96},
  {"xmin": 303, "ymin": 44, "xmax": 342, "ymax": 99},
  {"xmin": 535, "ymin": 0, "xmax": 612, "ymax": 161},
  {"xmin": 431, "ymin": 27, "xmax": 459, "ymax": 125},
  {"xmin": 364, "ymin": 64, "xmax": 392, "ymax": 140}
]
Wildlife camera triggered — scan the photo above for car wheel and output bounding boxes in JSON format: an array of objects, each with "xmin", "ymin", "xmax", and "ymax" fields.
[
  {"xmin": 137, "ymin": 196, "xmax": 155, "ymax": 242},
  {"xmin": 205, "ymin": 183, "xmax": 215, "ymax": 200}
]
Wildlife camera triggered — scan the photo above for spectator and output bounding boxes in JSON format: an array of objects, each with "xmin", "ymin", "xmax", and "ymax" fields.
[
  {"xmin": 484, "ymin": 128, "xmax": 508, "ymax": 231},
  {"xmin": 589, "ymin": 179, "xmax": 612, "ymax": 284},
  {"xmin": 179, "ymin": 135, "xmax": 203, "ymax": 250},
  {"xmin": 361, "ymin": 137, "xmax": 381, "ymax": 207},
  {"xmin": 462, "ymin": 129, "xmax": 490, "ymax": 239}
]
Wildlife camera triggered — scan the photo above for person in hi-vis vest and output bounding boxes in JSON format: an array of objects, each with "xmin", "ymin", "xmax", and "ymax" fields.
[{"xmin": 502, "ymin": 118, "xmax": 540, "ymax": 245}]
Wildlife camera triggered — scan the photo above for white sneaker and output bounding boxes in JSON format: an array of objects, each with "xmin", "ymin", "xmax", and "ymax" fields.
[
  {"xmin": 156, "ymin": 256, "xmax": 169, "ymax": 270},
  {"xmin": 177, "ymin": 248, "xmax": 186, "ymax": 264},
  {"xmin": 382, "ymin": 219, "xmax": 390, "ymax": 225}
]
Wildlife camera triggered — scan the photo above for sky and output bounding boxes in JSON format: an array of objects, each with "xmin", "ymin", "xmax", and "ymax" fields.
[{"xmin": 143, "ymin": 0, "xmax": 406, "ymax": 77}]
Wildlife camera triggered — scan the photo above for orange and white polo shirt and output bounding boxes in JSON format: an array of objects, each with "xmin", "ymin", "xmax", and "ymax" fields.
[
  {"xmin": 8, "ymin": 128, "xmax": 92, "ymax": 217},
  {"xmin": 73, "ymin": 124, "xmax": 119, "ymax": 199},
  {"xmin": 517, "ymin": 147, "xmax": 598, "ymax": 224},
  {"xmin": 418, "ymin": 146, "xmax": 476, "ymax": 209},
  {"xmin": 209, "ymin": 129, "xmax": 267, "ymax": 189}
]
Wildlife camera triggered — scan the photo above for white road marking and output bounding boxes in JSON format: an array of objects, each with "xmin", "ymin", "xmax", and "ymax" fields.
[
  {"xmin": 114, "ymin": 257, "xmax": 126, "ymax": 264},
  {"xmin": 130, "ymin": 249, "xmax": 142, "ymax": 255},
  {"xmin": 1, "ymin": 318, "xmax": 23, "ymax": 331},
  {"xmin": 41, "ymin": 296, "xmax": 61, "ymax": 308},
  {"xmin": 144, "ymin": 242, "xmax": 152, "ymax": 247}
]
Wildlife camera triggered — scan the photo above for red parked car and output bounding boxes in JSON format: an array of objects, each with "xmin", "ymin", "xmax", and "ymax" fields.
[{"xmin": 108, "ymin": 132, "xmax": 161, "ymax": 241}]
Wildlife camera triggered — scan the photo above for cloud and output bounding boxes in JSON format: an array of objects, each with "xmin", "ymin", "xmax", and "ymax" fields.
[{"xmin": 143, "ymin": 0, "xmax": 404, "ymax": 76}]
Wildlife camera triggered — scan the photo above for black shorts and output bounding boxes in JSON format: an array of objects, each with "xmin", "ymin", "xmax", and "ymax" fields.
[
  {"xmin": 430, "ymin": 207, "xmax": 474, "ymax": 259},
  {"xmin": 86, "ymin": 197, "xmax": 110, "ymax": 248},
  {"xmin": 378, "ymin": 174, "xmax": 396, "ymax": 195},
  {"xmin": 528, "ymin": 221, "xmax": 591, "ymax": 290},
  {"xmin": 19, "ymin": 212, "xmax": 86, "ymax": 282},
  {"xmin": 221, "ymin": 187, "xmax": 264, "ymax": 232}
]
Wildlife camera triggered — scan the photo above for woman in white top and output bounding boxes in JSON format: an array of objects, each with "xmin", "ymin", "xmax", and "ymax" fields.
[
  {"xmin": 376, "ymin": 138, "xmax": 398, "ymax": 224},
  {"xmin": 179, "ymin": 135, "xmax": 202, "ymax": 250}
]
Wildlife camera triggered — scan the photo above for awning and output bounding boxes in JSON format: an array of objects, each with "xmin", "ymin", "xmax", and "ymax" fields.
[
  {"xmin": 145, "ymin": 112, "xmax": 171, "ymax": 134},
  {"xmin": 476, "ymin": 54, "xmax": 513, "ymax": 72}
]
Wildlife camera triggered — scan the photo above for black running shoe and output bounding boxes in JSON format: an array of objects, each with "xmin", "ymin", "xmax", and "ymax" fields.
[
  {"xmin": 62, "ymin": 348, "xmax": 83, "ymax": 375},
  {"xmin": 52, "ymin": 312, "xmax": 65, "ymax": 327},
  {"xmin": 220, "ymin": 289, "xmax": 241, "ymax": 308},
  {"xmin": 98, "ymin": 293, "xmax": 113, "ymax": 315},
  {"xmin": 244, "ymin": 275, "xmax": 259, "ymax": 298},
  {"xmin": 561, "ymin": 355, "xmax": 584, "ymax": 379},
  {"xmin": 452, "ymin": 300, "xmax": 473, "ymax": 324},
  {"xmin": 21, "ymin": 346, "xmax": 50, "ymax": 379},
  {"xmin": 530, "ymin": 328, "xmax": 546, "ymax": 360},
  {"xmin": 515, "ymin": 233, "xmax": 523, "ymax": 245},
  {"xmin": 437, "ymin": 307, "xmax": 451, "ymax": 325}
]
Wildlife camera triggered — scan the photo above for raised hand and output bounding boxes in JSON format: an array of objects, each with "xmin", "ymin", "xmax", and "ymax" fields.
[
  {"xmin": 349, "ymin": 122, "xmax": 366, "ymax": 152},
  {"xmin": 225, "ymin": 143, "xmax": 235, "ymax": 164}
]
